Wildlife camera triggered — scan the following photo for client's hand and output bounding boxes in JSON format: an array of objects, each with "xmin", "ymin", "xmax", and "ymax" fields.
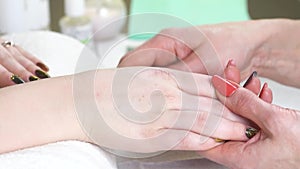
[
  {"xmin": 77, "ymin": 65, "xmax": 258, "ymax": 153},
  {"xmin": 0, "ymin": 62, "xmax": 270, "ymax": 154},
  {"xmin": 0, "ymin": 39, "xmax": 50, "ymax": 87}
]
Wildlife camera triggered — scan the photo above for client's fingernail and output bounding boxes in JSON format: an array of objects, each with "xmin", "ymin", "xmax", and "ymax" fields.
[
  {"xmin": 243, "ymin": 71, "xmax": 258, "ymax": 87},
  {"xmin": 36, "ymin": 62, "xmax": 49, "ymax": 72},
  {"xmin": 212, "ymin": 75, "xmax": 239, "ymax": 97},
  {"xmin": 226, "ymin": 59, "xmax": 236, "ymax": 68},
  {"xmin": 35, "ymin": 69, "xmax": 50, "ymax": 79},
  {"xmin": 259, "ymin": 82, "xmax": 268, "ymax": 98},
  {"xmin": 245, "ymin": 127, "xmax": 258, "ymax": 139},
  {"xmin": 29, "ymin": 75, "xmax": 39, "ymax": 81},
  {"xmin": 11, "ymin": 75, "xmax": 25, "ymax": 84}
]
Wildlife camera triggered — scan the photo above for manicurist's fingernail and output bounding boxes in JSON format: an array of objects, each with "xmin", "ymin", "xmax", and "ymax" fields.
[
  {"xmin": 35, "ymin": 69, "xmax": 50, "ymax": 79},
  {"xmin": 214, "ymin": 138, "xmax": 225, "ymax": 143},
  {"xmin": 29, "ymin": 75, "xmax": 39, "ymax": 81},
  {"xmin": 243, "ymin": 71, "xmax": 258, "ymax": 87},
  {"xmin": 11, "ymin": 75, "xmax": 25, "ymax": 84},
  {"xmin": 212, "ymin": 75, "xmax": 239, "ymax": 97},
  {"xmin": 36, "ymin": 62, "xmax": 49, "ymax": 72},
  {"xmin": 245, "ymin": 127, "xmax": 258, "ymax": 139}
]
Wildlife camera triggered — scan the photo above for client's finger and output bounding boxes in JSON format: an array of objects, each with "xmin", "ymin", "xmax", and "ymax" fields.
[
  {"xmin": 170, "ymin": 130, "xmax": 223, "ymax": 151},
  {"xmin": 242, "ymin": 71, "xmax": 261, "ymax": 95},
  {"xmin": 168, "ymin": 109, "xmax": 249, "ymax": 142},
  {"xmin": 223, "ymin": 59, "xmax": 240, "ymax": 83},
  {"xmin": 223, "ymin": 60, "xmax": 273, "ymax": 103},
  {"xmin": 212, "ymin": 75, "xmax": 273, "ymax": 133},
  {"xmin": 259, "ymin": 83, "xmax": 273, "ymax": 103},
  {"xmin": 168, "ymin": 69, "xmax": 215, "ymax": 98}
]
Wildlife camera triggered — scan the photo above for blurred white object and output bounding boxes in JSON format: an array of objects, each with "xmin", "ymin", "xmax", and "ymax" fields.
[
  {"xmin": 0, "ymin": 0, "xmax": 50, "ymax": 34},
  {"xmin": 60, "ymin": 0, "xmax": 93, "ymax": 43},
  {"xmin": 86, "ymin": 0, "xmax": 126, "ymax": 40}
]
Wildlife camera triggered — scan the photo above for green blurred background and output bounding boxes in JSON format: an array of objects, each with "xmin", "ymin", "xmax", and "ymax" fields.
[{"xmin": 50, "ymin": 0, "xmax": 300, "ymax": 33}]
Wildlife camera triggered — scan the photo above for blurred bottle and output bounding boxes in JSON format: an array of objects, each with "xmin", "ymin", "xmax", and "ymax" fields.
[
  {"xmin": 59, "ymin": 0, "xmax": 93, "ymax": 44},
  {"xmin": 0, "ymin": 0, "xmax": 50, "ymax": 35},
  {"xmin": 86, "ymin": 0, "xmax": 126, "ymax": 40}
]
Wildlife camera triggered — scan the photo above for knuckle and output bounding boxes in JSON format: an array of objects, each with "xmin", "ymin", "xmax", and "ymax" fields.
[
  {"xmin": 18, "ymin": 69, "xmax": 30, "ymax": 78},
  {"xmin": 0, "ymin": 52, "xmax": 10, "ymax": 63},
  {"xmin": 23, "ymin": 61, "xmax": 36, "ymax": 71}
]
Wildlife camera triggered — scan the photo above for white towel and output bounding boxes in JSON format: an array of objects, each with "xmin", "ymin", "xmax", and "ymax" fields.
[{"xmin": 0, "ymin": 141, "xmax": 117, "ymax": 169}]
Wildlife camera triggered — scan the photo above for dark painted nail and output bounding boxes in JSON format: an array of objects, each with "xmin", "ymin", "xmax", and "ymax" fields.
[
  {"xmin": 35, "ymin": 69, "xmax": 50, "ymax": 79},
  {"xmin": 214, "ymin": 138, "xmax": 225, "ymax": 143},
  {"xmin": 11, "ymin": 75, "xmax": 25, "ymax": 84},
  {"xmin": 243, "ymin": 71, "xmax": 258, "ymax": 87},
  {"xmin": 29, "ymin": 75, "xmax": 39, "ymax": 81},
  {"xmin": 36, "ymin": 62, "xmax": 49, "ymax": 72},
  {"xmin": 245, "ymin": 127, "xmax": 258, "ymax": 139}
]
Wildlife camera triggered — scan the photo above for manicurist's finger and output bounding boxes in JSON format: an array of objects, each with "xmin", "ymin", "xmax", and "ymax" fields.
[
  {"xmin": 118, "ymin": 33, "xmax": 191, "ymax": 68},
  {"xmin": 167, "ymin": 52, "xmax": 207, "ymax": 73},
  {"xmin": 0, "ymin": 64, "xmax": 24, "ymax": 87},
  {"xmin": 15, "ymin": 45, "xmax": 49, "ymax": 72},
  {"xmin": 199, "ymin": 141, "xmax": 247, "ymax": 168},
  {"xmin": 5, "ymin": 46, "xmax": 42, "ymax": 81}
]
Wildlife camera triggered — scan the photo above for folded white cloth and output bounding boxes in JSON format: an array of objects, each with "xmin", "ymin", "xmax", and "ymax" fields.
[{"xmin": 0, "ymin": 141, "xmax": 117, "ymax": 169}]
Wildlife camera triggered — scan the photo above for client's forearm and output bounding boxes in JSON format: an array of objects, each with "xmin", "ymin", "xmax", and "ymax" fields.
[{"xmin": 0, "ymin": 74, "xmax": 88, "ymax": 153}]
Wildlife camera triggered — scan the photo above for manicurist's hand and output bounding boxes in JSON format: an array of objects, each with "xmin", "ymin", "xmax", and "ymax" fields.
[
  {"xmin": 118, "ymin": 20, "xmax": 270, "ymax": 78},
  {"xmin": 199, "ymin": 75, "xmax": 300, "ymax": 169},
  {"xmin": 0, "ymin": 38, "xmax": 50, "ymax": 87},
  {"xmin": 119, "ymin": 19, "xmax": 300, "ymax": 88}
]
